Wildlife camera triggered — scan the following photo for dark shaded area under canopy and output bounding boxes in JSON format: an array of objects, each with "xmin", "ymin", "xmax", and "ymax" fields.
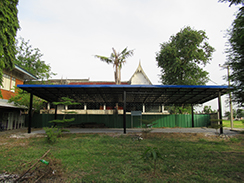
[{"xmin": 17, "ymin": 84, "xmax": 229, "ymax": 134}]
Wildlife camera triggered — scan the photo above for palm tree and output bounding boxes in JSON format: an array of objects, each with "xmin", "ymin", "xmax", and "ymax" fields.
[{"xmin": 95, "ymin": 47, "xmax": 134, "ymax": 84}]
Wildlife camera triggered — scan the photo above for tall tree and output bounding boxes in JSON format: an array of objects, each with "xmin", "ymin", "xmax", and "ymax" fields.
[
  {"xmin": 8, "ymin": 87, "xmax": 45, "ymax": 113},
  {"xmin": 156, "ymin": 26, "xmax": 215, "ymax": 85},
  {"xmin": 0, "ymin": 0, "xmax": 19, "ymax": 96},
  {"xmin": 220, "ymin": 1, "xmax": 244, "ymax": 106},
  {"xmin": 202, "ymin": 105, "xmax": 216, "ymax": 114},
  {"xmin": 219, "ymin": 0, "xmax": 244, "ymax": 6},
  {"xmin": 95, "ymin": 47, "xmax": 134, "ymax": 84},
  {"xmin": 224, "ymin": 109, "xmax": 237, "ymax": 119},
  {"xmin": 15, "ymin": 37, "xmax": 56, "ymax": 80},
  {"xmin": 9, "ymin": 37, "xmax": 56, "ymax": 111},
  {"xmin": 237, "ymin": 108, "xmax": 244, "ymax": 118}
]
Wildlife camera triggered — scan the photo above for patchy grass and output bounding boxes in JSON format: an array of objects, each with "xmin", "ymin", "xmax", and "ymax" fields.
[
  {"xmin": 223, "ymin": 120, "xmax": 244, "ymax": 128},
  {"xmin": 0, "ymin": 131, "xmax": 244, "ymax": 182}
]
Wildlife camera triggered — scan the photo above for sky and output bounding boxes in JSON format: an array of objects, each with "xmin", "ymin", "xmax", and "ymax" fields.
[{"xmin": 17, "ymin": 0, "xmax": 240, "ymax": 112}]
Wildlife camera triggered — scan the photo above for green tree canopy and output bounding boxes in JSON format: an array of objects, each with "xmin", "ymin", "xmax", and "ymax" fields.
[
  {"xmin": 8, "ymin": 37, "xmax": 56, "ymax": 110},
  {"xmin": 202, "ymin": 105, "xmax": 216, "ymax": 114},
  {"xmin": 225, "ymin": 109, "xmax": 237, "ymax": 119},
  {"xmin": 95, "ymin": 47, "xmax": 134, "ymax": 84},
  {"xmin": 219, "ymin": 0, "xmax": 244, "ymax": 6},
  {"xmin": 156, "ymin": 26, "xmax": 215, "ymax": 85},
  {"xmin": 220, "ymin": 0, "xmax": 244, "ymax": 106},
  {"xmin": 0, "ymin": 0, "xmax": 19, "ymax": 96},
  {"xmin": 165, "ymin": 105, "xmax": 192, "ymax": 114},
  {"xmin": 15, "ymin": 37, "xmax": 56, "ymax": 80},
  {"xmin": 237, "ymin": 108, "xmax": 244, "ymax": 118},
  {"xmin": 8, "ymin": 87, "xmax": 45, "ymax": 113},
  {"xmin": 50, "ymin": 97, "xmax": 81, "ymax": 129}
]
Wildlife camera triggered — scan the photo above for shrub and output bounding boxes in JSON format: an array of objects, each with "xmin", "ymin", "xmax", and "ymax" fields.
[
  {"xmin": 49, "ymin": 97, "xmax": 80, "ymax": 132},
  {"xmin": 44, "ymin": 127, "xmax": 61, "ymax": 144},
  {"xmin": 209, "ymin": 119, "xmax": 225, "ymax": 134}
]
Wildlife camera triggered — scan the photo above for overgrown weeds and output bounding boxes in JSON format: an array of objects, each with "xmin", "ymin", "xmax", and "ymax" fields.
[{"xmin": 141, "ymin": 146, "xmax": 163, "ymax": 175}]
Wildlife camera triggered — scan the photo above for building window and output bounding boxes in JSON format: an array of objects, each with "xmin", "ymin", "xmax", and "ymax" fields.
[
  {"xmin": 11, "ymin": 78, "xmax": 16, "ymax": 92},
  {"xmin": 1, "ymin": 74, "xmax": 15, "ymax": 92}
]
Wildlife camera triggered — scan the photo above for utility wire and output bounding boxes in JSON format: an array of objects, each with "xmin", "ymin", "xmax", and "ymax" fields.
[{"xmin": 209, "ymin": 78, "xmax": 218, "ymax": 85}]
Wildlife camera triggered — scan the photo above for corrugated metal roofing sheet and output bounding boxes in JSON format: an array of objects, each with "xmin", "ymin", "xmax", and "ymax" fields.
[
  {"xmin": 14, "ymin": 64, "xmax": 38, "ymax": 80},
  {"xmin": 17, "ymin": 84, "xmax": 229, "ymax": 105}
]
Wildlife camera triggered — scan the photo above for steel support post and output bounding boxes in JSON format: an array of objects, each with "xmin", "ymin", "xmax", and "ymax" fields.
[
  {"xmin": 123, "ymin": 90, "xmax": 126, "ymax": 134},
  {"xmin": 28, "ymin": 93, "xmax": 33, "ymax": 133},
  {"xmin": 218, "ymin": 92, "xmax": 223, "ymax": 134},
  {"xmin": 191, "ymin": 104, "xmax": 194, "ymax": 127}
]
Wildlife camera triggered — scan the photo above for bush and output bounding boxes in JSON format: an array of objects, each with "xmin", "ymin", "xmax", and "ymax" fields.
[{"xmin": 44, "ymin": 127, "xmax": 61, "ymax": 144}]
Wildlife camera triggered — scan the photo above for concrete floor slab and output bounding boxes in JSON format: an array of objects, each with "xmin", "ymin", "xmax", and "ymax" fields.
[{"xmin": 31, "ymin": 127, "xmax": 242, "ymax": 136}]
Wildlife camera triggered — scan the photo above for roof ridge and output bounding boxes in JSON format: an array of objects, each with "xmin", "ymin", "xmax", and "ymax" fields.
[{"xmin": 129, "ymin": 61, "xmax": 152, "ymax": 85}]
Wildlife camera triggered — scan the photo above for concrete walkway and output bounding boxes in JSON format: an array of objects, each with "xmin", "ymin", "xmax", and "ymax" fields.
[{"xmin": 31, "ymin": 127, "xmax": 242, "ymax": 136}]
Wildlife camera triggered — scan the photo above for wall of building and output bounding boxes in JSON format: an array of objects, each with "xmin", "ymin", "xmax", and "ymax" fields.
[
  {"xmin": 40, "ymin": 109, "xmax": 124, "ymax": 115},
  {"xmin": 130, "ymin": 72, "xmax": 151, "ymax": 85},
  {"xmin": 0, "ymin": 66, "xmax": 33, "ymax": 131},
  {"xmin": 0, "ymin": 109, "xmax": 25, "ymax": 130}
]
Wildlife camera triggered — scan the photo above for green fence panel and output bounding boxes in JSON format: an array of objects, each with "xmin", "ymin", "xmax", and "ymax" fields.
[
  {"xmin": 194, "ymin": 114, "xmax": 210, "ymax": 127},
  {"xmin": 175, "ymin": 115, "xmax": 192, "ymax": 127},
  {"xmin": 141, "ymin": 115, "xmax": 175, "ymax": 128},
  {"xmin": 43, "ymin": 114, "xmax": 54, "ymax": 127},
  {"xmin": 31, "ymin": 114, "xmax": 42, "ymax": 128},
  {"xmin": 30, "ymin": 113, "xmax": 210, "ymax": 128},
  {"xmin": 130, "ymin": 115, "xmax": 142, "ymax": 128}
]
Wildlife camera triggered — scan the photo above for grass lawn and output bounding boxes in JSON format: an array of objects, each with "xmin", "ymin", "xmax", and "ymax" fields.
[
  {"xmin": 223, "ymin": 120, "xmax": 244, "ymax": 128},
  {"xmin": 0, "ymin": 131, "xmax": 244, "ymax": 182}
]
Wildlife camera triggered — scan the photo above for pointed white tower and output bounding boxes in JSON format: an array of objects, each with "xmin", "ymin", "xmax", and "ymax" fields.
[{"xmin": 129, "ymin": 61, "xmax": 152, "ymax": 85}]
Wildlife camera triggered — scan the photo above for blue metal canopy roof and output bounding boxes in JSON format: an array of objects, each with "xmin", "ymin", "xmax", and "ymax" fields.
[{"xmin": 17, "ymin": 84, "xmax": 230, "ymax": 105}]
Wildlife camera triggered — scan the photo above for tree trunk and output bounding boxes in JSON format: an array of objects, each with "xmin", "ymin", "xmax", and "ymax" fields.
[
  {"xmin": 114, "ymin": 71, "xmax": 118, "ymax": 84},
  {"xmin": 115, "ymin": 103, "xmax": 118, "ymax": 114},
  {"xmin": 118, "ymin": 68, "xmax": 121, "ymax": 84},
  {"xmin": 179, "ymin": 104, "xmax": 184, "ymax": 114},
  {"xmin": 115, "ymin": 65, "xmax": 119, "ymax": 84}
]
